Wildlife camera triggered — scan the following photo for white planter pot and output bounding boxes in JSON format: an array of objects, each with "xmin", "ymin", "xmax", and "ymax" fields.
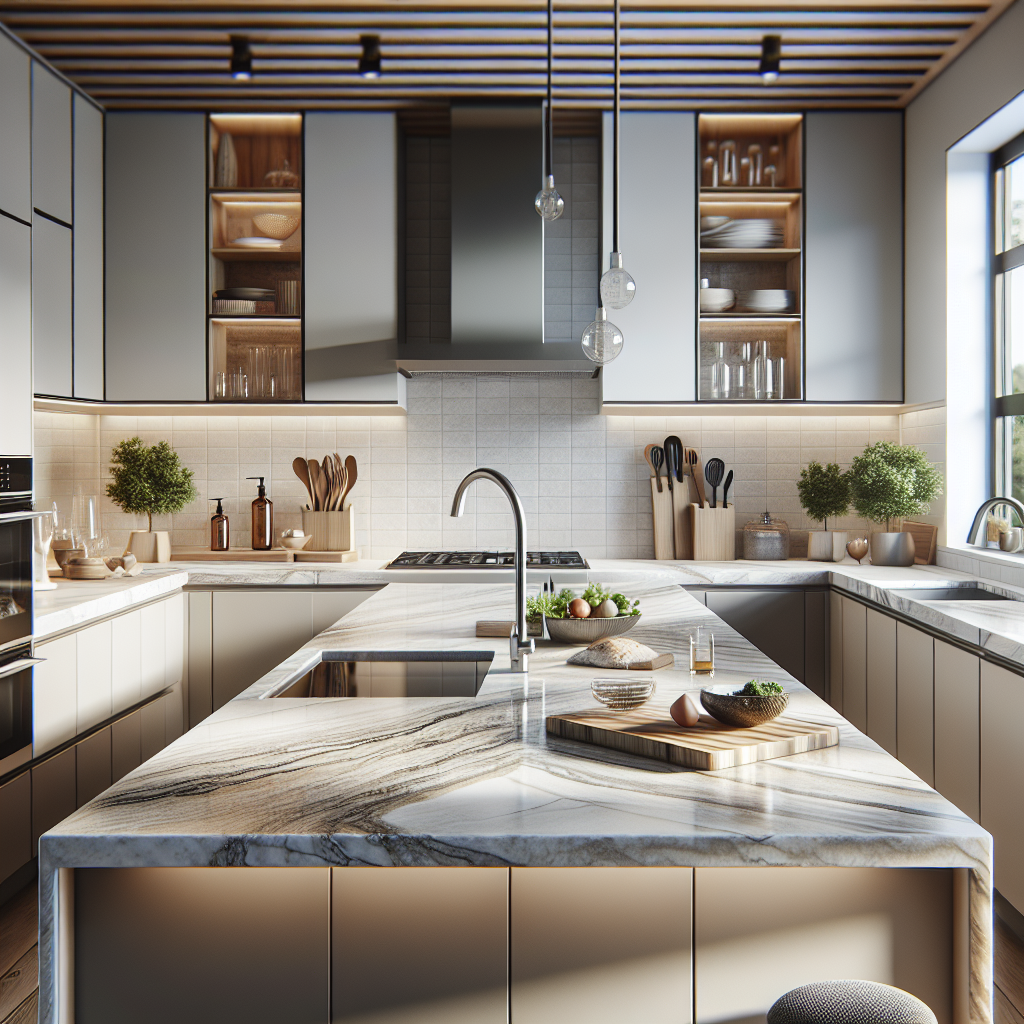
[
  {"xmin": 126, "ymin": 530, "xmax": 171, "ymax": 563},
  {"xmin": 807, "ymin": 530, "xmax": 848, "ymax": 562},
  {"xmin": 869, "ymin": 531, "xmax": 916, "ymax": 567}
]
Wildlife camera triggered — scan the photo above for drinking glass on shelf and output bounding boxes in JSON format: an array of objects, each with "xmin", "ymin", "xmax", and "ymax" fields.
[
  {"xmin": 753, "ymin": 339, "xmax": 769, "ymax": 401},
  {"xmin": 710, "ymin": 341, "xmax": 730, "ymax": 400},
  {"xmin": 770, "ymin": 355, "xmax": 786, "ymax": 400},
  {"xmin": 214, "ymin": 371, "xmax": 227, "ymax": 400},
  {"xmin": 689, "ymin": 627, "xmax": 715, "ymax": 676}
]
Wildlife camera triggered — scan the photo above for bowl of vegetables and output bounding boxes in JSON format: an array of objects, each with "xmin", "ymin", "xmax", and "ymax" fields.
[
  {"xmin": 529, "ymin": 584, "xmax": 641, "ymax": 645},
  {"xmin": 700, "ymin": 680, "xmax": 789, "ymax": 727}
]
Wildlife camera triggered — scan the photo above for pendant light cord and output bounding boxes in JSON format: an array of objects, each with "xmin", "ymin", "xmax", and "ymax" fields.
[
  {"xmin": 546, "ymin": 0, "xmax": 554, "ymax": 179},
  {"xmin": 612, "ymin": 0, "xmax": 620, "ymax": 254}
]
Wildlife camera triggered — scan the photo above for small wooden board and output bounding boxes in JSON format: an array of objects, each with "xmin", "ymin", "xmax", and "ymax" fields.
[
  {"xmin": 903, "ymin": 521, "xmax": 938, "ymax": 565},
  {"xmin": 170, "ymin": 547, "xmax": 292, "ymax": 561},
  {"xmin": 292, "ymin": 548, "xmax": 360, "ymax": 562},
  {"xmin": 547, "ymin": 706, "xmax": 839, "ymax": 770}
]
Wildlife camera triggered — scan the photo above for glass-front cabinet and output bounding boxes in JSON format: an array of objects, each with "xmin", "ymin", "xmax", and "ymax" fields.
[
  {"xmin": 697, "ymin": 114, "xmax": 803, "ymax": 401},
  {"xmin": 207, "ymin": 113, "xmax": 303, "ymax": 402}
]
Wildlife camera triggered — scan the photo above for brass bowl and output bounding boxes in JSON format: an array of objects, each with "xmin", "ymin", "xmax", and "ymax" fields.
[{"xmin": 700, "ymin": 685, "xmax": 789, "ymax": 727}]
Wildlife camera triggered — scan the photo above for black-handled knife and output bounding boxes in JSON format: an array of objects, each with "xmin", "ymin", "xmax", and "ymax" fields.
[{"xmin": 722, "ymin": 470, "xmax": 733, "ymax": 509}]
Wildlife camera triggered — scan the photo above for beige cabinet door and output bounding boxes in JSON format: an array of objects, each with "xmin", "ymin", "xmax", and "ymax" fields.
[
  {"xmin": 829, "ymin": 590, "xmax": 843, "ymax": 711},
  {"xmin": 76, "ymin": 619, "xmax": 112, "ymax": 734},
  {"xmin": 0, "ymin": 772, "xmax": 31, "ymax": 886},
  {"xmin": 34, "ymin": 633, "xmax": 77, "ymax": 756},
  {"xmin": 211, "ymin": 591, "xmax": 313, "ymax": 709},
  {"xmin": 896, "ymin": 623, "xmax": 935, "ymax": 785},
  {"xmin": 511, "ymin": 867, "xmax": 692, "ymax": 1024},
  {"xmin": 165, "ymin": 592, "xmax": 185, "ymax": 687},
  {"xmin": 981, "ymin": 661, "xmax": 1024, "ymax": 913},
  {"xmin": 332, "ymin": 867, "xmax": 508, "ymax": 1024},
  {"xmin": 841, "ymin": 597, "xmax": 867, "ymax": 731},
  {"xmin": 140, "ymin": 601, "xmax": 166, "ymax": 700},
  {"xmin": 111, "ymin": 609, "xmax": 142, "ymax": 713},
  {"xmin": 934, "ymin": 640, "xmax": 980, "ymax": 822},
  {"xmin": 866, "ymin": 608, "xmax": 897, "ymax": 756}
]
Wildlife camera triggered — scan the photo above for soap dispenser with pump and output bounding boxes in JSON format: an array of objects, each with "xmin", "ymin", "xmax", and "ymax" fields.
[
  {"xmin": 247, "ymin": 476, "xmax": 273, "ymax": 550},
  {"xmin": 209, "ymin": 497, "xmax": 230, "ymax": 552}
]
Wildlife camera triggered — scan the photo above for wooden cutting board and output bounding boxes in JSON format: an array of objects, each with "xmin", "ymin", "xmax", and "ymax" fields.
[{"xmin": 547, "ymin": 705, "xmax": 839, "ymax": 770}]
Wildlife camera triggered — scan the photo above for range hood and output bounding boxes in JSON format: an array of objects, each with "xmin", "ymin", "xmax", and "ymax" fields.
[{"xmin": 396, "ymin": 104, "xmax": 594, "ymax": 371}]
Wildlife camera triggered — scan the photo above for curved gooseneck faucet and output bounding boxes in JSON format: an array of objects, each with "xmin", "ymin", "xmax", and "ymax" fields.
[
  {"xmin": 450, "ymin": 468, "xmax": 535, "ymax": 672},
  {"xmin": 966, "ymin": 496, "xmax": 1024, "ymax": 546}
]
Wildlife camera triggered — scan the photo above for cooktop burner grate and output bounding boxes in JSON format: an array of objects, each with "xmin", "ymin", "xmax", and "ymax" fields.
[{"xmin": 384, "ymin": 551, "xmax": 589, "ymax": 569}]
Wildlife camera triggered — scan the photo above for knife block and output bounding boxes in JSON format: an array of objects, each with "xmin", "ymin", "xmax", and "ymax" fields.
[{"xmin": 691, "ymin": 504, "xmax": 736, "ymax": 560}]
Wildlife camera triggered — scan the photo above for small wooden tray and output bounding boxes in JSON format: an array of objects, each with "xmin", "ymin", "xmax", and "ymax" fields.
[
  {"xmin": 171, "ymin": 547, "xmax": 292, "ymax": 561},
  {"xmin": 547, "ymin": 706, "xmax": 838, "ymax": 770}
]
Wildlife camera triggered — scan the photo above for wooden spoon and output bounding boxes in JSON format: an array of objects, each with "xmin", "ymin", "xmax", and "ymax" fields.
[
  {"xmin": 292, "ymin": 457, "xmax": 314, "ymax": 510},
  {"xmin": 643, "ymin": 443, "xmax": 659, "ymax": 479},
  {"xmin": 333, "ymin": 454, "xmax": 346, "ymax": 511},
  {"xmin": 307, "ymin": 458, "xmax": 323, "ymax": 511},
  {"xmin": 322, "ymin": 457, "xmax": 335, "ymax": 510},
  {"xmin": 342, "ymin": 455, "xmax": 358, "ymax": 510}
]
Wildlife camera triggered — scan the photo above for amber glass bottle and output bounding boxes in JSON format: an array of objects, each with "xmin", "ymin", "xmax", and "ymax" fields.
[
  {"xmin": 209, "ymin": 497, "xmax": 229, "ymax": 551},
  {"xmin": 246, "ymin": 476, "xmax": 273, "ymax": 550}
]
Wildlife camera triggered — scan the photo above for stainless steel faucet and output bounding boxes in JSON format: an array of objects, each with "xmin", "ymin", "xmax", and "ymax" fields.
[
  {"xmin": 450, "ymin": 468, "xmax": 535, "ymax": 672},
  {"xmin": 966, "ymin": 496, "xmax": 1024, "ymax": 546}
]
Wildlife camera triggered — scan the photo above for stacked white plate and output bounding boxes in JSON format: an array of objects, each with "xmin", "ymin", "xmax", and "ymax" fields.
[
  {"xmin": 701, "ymin": 218, "xmax": 783, "ymax": 249},
  {"xmin": 744, "ymin": 289, "xmax": 795, "ymax": 313}
]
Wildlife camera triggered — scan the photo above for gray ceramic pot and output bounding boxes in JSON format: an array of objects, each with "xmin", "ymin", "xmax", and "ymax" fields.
[{"xmin": 869, "ymin": 531, "xmax": 916, "ymax": 567}]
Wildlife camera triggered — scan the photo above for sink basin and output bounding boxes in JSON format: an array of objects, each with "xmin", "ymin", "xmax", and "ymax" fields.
[
  {"xmin": 272, "ymin": 652, "xmax": 493, "ymax": 698},
  {"xmin": 887, "ymin": 587, "xmax": 1012, "ymax": 602}
]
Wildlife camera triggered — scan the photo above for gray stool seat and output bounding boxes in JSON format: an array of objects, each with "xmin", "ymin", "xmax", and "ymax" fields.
[{"xmin": 767, "ymin": 980, "xmax": 937, "ymax": 1024}]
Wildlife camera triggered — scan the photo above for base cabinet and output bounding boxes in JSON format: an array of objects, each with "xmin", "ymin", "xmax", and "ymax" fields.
[
  {"xmin": 896, "ymin": 623, "xmax": 935, "ymax": 786},
  {"xmin": 841, "ymin": 596, "xmax": 867, "ymax": 732},
  {"xmin": 0, "ymin": 773, "xmax": 31, "ymax": 886},
  {"xmin": 866, "ymin": 608, "xmax": 897, "ymax": 756},
  {"xmin": 934, "ymin": 641, "xmax": 980, "ymax": 823}
]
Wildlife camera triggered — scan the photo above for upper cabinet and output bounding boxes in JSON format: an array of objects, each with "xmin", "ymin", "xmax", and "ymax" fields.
[
  {"xmin": 0, "ymin": 215, "xmax": 32, "ymax": 454},
  {"xmin": 601, "ymin": 111, "xmax": 697, "ymax": 405},
  {"xmin": 32, "ymin": 214, "xmax": 73, "ymax": 397},
  {"xmin": 804, "ymin": 111, "xmax": 903, "ymax": 402},
  {"xmin": 105, "ymin": 112, "xmax": 207, "ymax": 401},
  {"xmin": 73, "ymin": 94, "xmax": 105, "ymax": 401},
  {"xmin": 31, "ymin": 63, "xmax": 72, "ymax": 225},
  {"xmin": 0, "ymin": 33, "xmax": 31, "ymax": 223}
]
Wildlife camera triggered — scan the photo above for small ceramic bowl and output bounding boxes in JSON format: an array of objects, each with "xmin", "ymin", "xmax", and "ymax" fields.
[
  {"xmin": 53, "ymin": 546, "xmax": 85, "ymax": 569},
  {"xmin": 700, "ymin": 684, "xmax": 789, "ymax": 727},
  {"xmin": 544, "ymin": 614, "xmax": 641, "ymax": 645},
  {"xmin": 281, "ymin": 535, "xmax": 311, "ymax": 550},
  {"xmin": 591, "ymin": 677, "xmax": 656, "ymax": 711}
]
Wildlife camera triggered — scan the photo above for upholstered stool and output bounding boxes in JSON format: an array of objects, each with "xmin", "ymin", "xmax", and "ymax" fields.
[{"xmin": 767, "ymin": 980, "xmax": 937, "ymax": 1024}]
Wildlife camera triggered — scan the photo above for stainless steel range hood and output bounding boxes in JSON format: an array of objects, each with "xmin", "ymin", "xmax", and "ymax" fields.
[{"xmin": 396, "ymin": 104, "xmax": 594, "ymax": 371}]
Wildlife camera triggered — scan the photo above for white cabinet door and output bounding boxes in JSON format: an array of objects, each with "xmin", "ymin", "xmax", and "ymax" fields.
[
  {"xmin": 31, "ymin": 63, "xmax": 72, "ymax": 224},
  {"xmin": 981, "ymin": 661, "xmax": 1024, "ymax": 914},
  {"xmin": 934, "ymin": 640, "xmax": 980, "ymax": 822},
  {"xmin": 804, "ymin": 112, "xmax": 903, "ymax": 401},
  {"xmin": 304, "ymin": 112, "xmax": 405, "ymax": 404},
  {"xmin": 76, "ymin": 619, "xmax": 112, "ymax": 734},
  {"xmin": 105, "ymin": 112, "xmax": 206, "ymax": 400},
  {"xmin": 211, "ymin": 591, "xmax": 313, "ymax": 709},
  {"xmin": 32, "ymin": 213, "xmax": 73, "ymax": 397},
  {"xmin": 165, "ymin": 592, "xmax": 185, "ymax": 687},
  {"xmin": 896, "ymin": 622, "xmax": 935, "ymax": 785},
  {"xmin": 866, "ymin": 608, "xmax": 897, "ymax": 756},
  {"xmin": 140, "ymin": 601, "xmax": 166, "ymax": 700},
  {"xmin": 840, "ymin": 597, "xmax": 866, "ymax": 731},
  {"xmin": 73, "ymin": 93, "xmax": 105, "ymax": 400},
  {"xmin": 511, "ymin": 867, "xmax": 692, "ymax": 1024},
  {"xmin": 0, "ymin": 772, "xmax": 31, "ymax": 886},
  {"xmin": 111, "ymin": 608, "xmax": 142, "ymax": 713},
  {"xmin": 333, "ymin": 867, "xmax": 507, "ymax": 1024},
  {"xmin": 601, "ymin": 111, "xmax": 696, "ymax": 403},
  {"xmin": 0, "ymin": 215, "xmax": 32, "ymax": 455},
  {"xmin": 34, "ymin": 633, "xmax": 77, "ymax": 756},
  {"xmin": 0, "ymin": 32, "xmax": 31, "ymax": 222}
]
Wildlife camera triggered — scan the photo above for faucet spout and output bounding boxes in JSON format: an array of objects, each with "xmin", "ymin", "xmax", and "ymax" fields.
[
  {"xmin": 450, "ymin": 468, "xmax": 535, "ymax": 672},
  {"xmin": 966, "ymin": 497, "xmax": 1024, "ymax": 546}
]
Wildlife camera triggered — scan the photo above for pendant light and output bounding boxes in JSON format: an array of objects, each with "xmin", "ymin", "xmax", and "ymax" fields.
[
  {"xmin": 581, "ymin": 306, "xmax": 624, "ymax": 364},
  {"xmin": 599, "ymin": 0, "xmax": 635, "ymax": 310},
  {"xmin": 534, "ymin": 0, "xmax": 564, "ymax": 220}
]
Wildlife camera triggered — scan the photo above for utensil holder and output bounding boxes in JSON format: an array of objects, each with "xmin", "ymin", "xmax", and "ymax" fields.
[
  {"xmin": 302, "ymin": 507, "xmax": 354, "ymax": 551},
  {"xmin": 691, "ymin": 504, "xmax": 736, "ymax": 560}
]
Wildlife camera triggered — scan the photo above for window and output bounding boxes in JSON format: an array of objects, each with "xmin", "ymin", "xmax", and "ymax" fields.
[{"xmin": 994, "ymin": 134, "xmax": 1024, "ymax": 500}]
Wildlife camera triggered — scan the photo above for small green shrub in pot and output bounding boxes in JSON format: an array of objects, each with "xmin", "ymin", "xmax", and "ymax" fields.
[
  {"xmin": 846, "ymin": 441, "xmax": 943, "ymax": 566},
  {"xmin": 797, "ymin": 461, "xmax": 850, "ymax": 561},
  {"xmin": 107, "ymin": 437, "xmax": 198, "ymax": 562}
]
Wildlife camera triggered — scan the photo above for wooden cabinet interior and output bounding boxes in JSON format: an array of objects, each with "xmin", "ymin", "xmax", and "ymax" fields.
[
  {"xmin": 208, "ymin": 113, "xmax": 302, "ymax": 190},
  {"xmin": 699, "ymin": 113, "xmax": 802, "ymax": 190},
  {"xmin": 698, "ymin": 319, "xmax": 802, "ymax": 401}
]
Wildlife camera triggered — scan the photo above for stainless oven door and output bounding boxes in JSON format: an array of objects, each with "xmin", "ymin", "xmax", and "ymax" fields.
[
  {"xmin": 0, "ymin": 510, "xmax": 36, "ymax": 653},
  {"xmin": 0, "ymin": 646, "xmax": 38, "ymax": 776}
]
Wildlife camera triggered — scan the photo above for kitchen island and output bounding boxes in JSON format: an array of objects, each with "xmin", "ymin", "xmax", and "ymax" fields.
[{"xmin": 38, "ymin": 575, "xmax": 993, "ymax": 1024}]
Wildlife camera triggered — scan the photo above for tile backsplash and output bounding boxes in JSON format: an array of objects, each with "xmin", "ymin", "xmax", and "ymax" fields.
[{"xmin": 34, "ymin": 376, "xmax": 946, "ymax": 560}]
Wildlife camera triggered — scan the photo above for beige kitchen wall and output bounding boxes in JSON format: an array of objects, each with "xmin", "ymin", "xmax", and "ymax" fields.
[{"xmin": 34, "ymin": 375, "xmax": 944, "ymax": 560}]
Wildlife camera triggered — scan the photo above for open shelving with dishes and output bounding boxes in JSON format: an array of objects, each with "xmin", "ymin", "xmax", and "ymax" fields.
[
  {"xmin": 208, "ymin": 113, "xmax": 303, "ymax": 402},
  {"xmin": 697, "ymin": 114, "xmax": 803, "ymax": 401}
]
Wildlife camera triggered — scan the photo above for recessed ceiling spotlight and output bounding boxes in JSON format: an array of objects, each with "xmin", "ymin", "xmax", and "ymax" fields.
[
  {"xmin": 359, "ymin": 34, "xmax": 382, "ymax": 79},
  {"xmin": 230, "ymin": 35, "xmax": 252, "ymax": 81},
  {"xmin": 759, "ymin": 34, "xmax": 781, "ymax": 84}
]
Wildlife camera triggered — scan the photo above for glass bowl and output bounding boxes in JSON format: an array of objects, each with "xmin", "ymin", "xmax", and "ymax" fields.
[{"xmin": 591, "ymin": 677, "xmax": 656, "ymax": 711}]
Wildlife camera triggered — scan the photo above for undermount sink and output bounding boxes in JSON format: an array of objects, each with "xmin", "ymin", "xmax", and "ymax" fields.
[
  {"xmin": 887, "ymin": 587, "xmax": 1013, "ymax": 602},
  {"xmin": 272, "ymin": 652, "xmax": 493, "ymax": 698}
]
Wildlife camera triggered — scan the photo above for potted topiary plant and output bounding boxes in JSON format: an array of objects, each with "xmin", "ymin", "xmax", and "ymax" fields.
[
  {"xmin": 846, "ymin": 440, "xmax": 943, "ymax": 566},
  {"xmin": 797, "ymin": 460, "xmax": 850, "ymax": 562},
  {"xmin": 106, "ymin": 438, "xmax": 198, "ymax": 562}
]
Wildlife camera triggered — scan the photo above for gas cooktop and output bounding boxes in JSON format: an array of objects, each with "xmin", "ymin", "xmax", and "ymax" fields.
[{"xmin": 384, "ymin": 551, "xmax": 589, "ymax": 569}]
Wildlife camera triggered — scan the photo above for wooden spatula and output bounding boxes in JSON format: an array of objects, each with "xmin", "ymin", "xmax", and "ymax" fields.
[
  {"xmin": 307, "ymin": 458, "xmax": 324, "ymax": 511},
  {"xmin": 341, "ymin": 455, "xmax": 357, "ymax": 510},
  {"xmin": 293, "ymin": 457, "xmax": 314, "ymax": 510}
]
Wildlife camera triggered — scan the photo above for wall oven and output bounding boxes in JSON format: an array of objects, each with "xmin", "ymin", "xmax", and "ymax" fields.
[{"xmin": 0, "ymin": 457, "xmax": 37, "ymax": 776}]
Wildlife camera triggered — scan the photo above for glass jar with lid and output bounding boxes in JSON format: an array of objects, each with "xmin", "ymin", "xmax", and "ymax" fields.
[{"xmin": 742, "ymin": 511, "xmax": 790, "ymax": 560}]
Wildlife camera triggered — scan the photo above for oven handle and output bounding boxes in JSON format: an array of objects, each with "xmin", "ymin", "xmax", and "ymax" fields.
[
  {"xmin": 0, "ymin": 657, "xmax": 44, "ymax": 678},
  {"xmin": 0, "ymin": 510, "xmax": 53, "ymax": 523}
]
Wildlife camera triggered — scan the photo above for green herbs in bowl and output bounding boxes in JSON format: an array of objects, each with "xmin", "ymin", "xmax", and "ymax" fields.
[
  {"xmin": 699, "ymin": 680, "xmax": 789, "ymax": 727},
  {"xmin": 529, "ymin": 584, "xmax": 642, "ymax": 645}
]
